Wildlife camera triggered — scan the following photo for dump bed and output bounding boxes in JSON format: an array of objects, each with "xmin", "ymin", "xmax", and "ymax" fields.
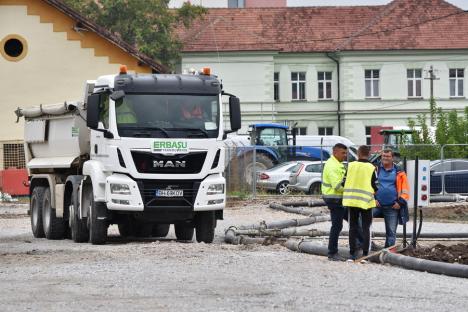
[{"xmin": 16, "ymin": 102, "xmax": 90, "ymax": 170}]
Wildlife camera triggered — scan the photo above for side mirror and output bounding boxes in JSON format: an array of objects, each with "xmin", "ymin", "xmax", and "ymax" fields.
[
  {"xmin": 87, "ymin": 94, "xmax": 100, "ymax": 129},
  {"xmin": 110, "ymin": 90, "xmax": 125, "ymax": 101},
  {"xmin": 228, "ymin": 96, "xmax": 241, "ymax": 132}
]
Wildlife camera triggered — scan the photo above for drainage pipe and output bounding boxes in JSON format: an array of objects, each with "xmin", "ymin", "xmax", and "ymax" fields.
[
  {"xmin": 225, "ymin": 227, "xmax": 286, "ymax": 245},
  {"xmin": 237, "ymin": 215, "xmax": 330, "ymax": 231},
  {"xmin": 232, "ymin": 227, "xmax": 327, "ymax": 238},
  {"xmin": 317, "ymin": 230, "xmax": 468, "ymax": 239},
  {"xmin": 430, "ymin": 194, "xmax": 468, "ymax": 202},
  {"xmin": 379, "ymin": 250, "xmax": 468, "ymax": 278},
  {"xmin": 269, "ymin": 203, "xmax": 327, "ymax": 216},
  {"xmin": 275, "ymin": 200, "xmax": 326, "ymax": 207},
  {"xmin": 285, "ymin": 239, "xmax": 350, "ymax": 259}
]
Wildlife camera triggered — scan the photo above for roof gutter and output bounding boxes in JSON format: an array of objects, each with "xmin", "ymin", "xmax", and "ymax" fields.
[{"xmin": 326, "ymin": 52, "xmax": 341, "ymax": 136}]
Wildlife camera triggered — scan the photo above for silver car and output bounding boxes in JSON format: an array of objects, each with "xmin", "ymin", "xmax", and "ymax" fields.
[
  {"xmin": 256, "ymin": 161, "xmax": 300, "ymax": 195},
  {"xmin": 288, "ymin": 161, "xmax": 324, "ymax": 194}
]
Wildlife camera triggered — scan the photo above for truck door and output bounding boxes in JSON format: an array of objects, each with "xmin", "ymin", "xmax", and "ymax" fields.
[{"xmin": 90, "ymin": 93, "xmax": 110, "ymax": 160}]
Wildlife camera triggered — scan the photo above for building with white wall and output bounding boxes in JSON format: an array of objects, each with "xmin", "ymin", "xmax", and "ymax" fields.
[{"xmin": 177, "ymin": 0, "xmax": 468, "ymax": 144}]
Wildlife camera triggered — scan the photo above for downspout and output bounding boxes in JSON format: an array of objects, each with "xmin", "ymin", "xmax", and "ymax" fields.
[{"xmin": 326, "ymin": 53, "xmax": 341, "ymax": 136}]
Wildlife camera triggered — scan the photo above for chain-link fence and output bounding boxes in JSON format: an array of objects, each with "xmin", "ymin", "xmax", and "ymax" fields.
[{"xmin": 224, "ymin": 143, "xmax": 468, "ymax": 199}]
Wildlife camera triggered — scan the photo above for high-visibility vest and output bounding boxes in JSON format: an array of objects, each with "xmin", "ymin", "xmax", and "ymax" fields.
[
  {"xmin": 343, "ymin": 161, "xmax": 376, "ymax": 209},
  {"xmin": 116, "ymin": 101, "xmax": 137, "ymax": 124},
  {"xmin": 321, "ymin": 155, "xmax": 346, "ymax": 200}
]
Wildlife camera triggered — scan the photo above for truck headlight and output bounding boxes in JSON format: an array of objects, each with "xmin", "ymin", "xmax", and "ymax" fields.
[
  {"xmin": 207, "ymin": 183, "xmax": 224, "ymax": 195},
  {"xmin": 110, "ymin": 183, "xmax": 131, "ymax": 195}
]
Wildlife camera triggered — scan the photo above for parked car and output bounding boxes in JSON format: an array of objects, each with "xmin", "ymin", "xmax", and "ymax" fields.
[
  {"xmin": 256, "ymin": 161, "xmax": 301, "ymax": 195},
  {"xmin": 430, "ymin": 159, "xmax": 468, "ymax": 194},
  {"xmin": 288, "ymin": 161, "xmax": 324, "ymax": 194}
]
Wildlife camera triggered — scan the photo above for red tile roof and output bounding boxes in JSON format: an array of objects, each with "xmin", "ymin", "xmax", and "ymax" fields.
[{"xmin": 177, "ymin": 0, "xmax": 468, "ymax": 53}]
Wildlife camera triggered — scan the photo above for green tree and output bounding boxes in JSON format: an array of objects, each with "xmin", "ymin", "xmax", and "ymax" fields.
[
  {"xmin": 63, "ymin": 0, "xmax": 206, "ymax": 68},
  {"xmin": 407, "ymin": 108, "xmax": 468, "ymax": 160}
]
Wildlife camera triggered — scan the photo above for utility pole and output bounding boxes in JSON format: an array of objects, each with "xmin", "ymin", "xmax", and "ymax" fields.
[{"xmin": 424, "ymin": 66, "xmax": 439, "ymax": 126}]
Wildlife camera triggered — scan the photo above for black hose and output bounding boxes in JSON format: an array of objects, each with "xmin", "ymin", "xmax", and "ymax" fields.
[
  {"xmin": 416, "ymin": 209, "xmax": 423, "ymax": 240},
  {"xmin": 380, "ymin": 250, "xmax": 468, "ymax": 278}
]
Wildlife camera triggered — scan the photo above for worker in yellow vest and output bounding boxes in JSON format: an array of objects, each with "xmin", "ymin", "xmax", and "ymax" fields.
[
  {"xmin": 116, "ymin": 100, "xmax": 137, "ymax": 124},
  {"xmin": 343, "ymin": 145, "xmax": 378, "ymax": 261},
  {"xmin": 321, "ymin": 143, "xmax": 348, "ymax": 261}
]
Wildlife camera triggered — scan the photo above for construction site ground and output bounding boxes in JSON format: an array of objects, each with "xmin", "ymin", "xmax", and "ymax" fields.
[{"xmin": 1, "ymin": 199, "xmax": 468, "ymax": 312}]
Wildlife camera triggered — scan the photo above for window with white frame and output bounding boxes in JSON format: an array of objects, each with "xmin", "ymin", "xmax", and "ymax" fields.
[
  {"xmin": 365, "ymin": 126, "xmax": 372, "ymax": 145},
  {"xmin": 407, "ymin": 69, "xmax": 422, "ymax": 98},
  {"xmin": 318, "ymin": 71, "xmax": 332, "ymax": 100},
  {"xmin": 291, "ymin": 72, "xmax": 306, "ymax": 100},
  {"xmin": 450, "ymin": 69, "xmax": 464, "ymax": 97},
  {"xmin": 365, "ymin": 69, "xmax": 380, "ymax": 98},
  {"xmin": 274, "ymin": 72, "xmax": 279, "ymax": 101},
  {"xmin": 318, "ymin": 127, "xmax": 333, "ymax": 136},
  {"xmin": 297, "ymin": 127, "xmax": 307, "ymax": 135}
]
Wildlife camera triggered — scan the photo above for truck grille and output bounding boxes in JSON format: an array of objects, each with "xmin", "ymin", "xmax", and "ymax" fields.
[
  {"xmin": 135, "ymin": 179, "xmax": 201, "ymax": 209},
  {"xmin": 131, "ymin": 151, "xmax": 206, "ymax": 174}
]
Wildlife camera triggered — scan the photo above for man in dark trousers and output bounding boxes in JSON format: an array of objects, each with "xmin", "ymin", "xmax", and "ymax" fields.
[
  {"xmin": 343, "ymin": 145, "xmax": 378, "ymax": 261},
  {"xmin": 321, "ymin": 143, "xmax": 348, "ymax": 261}
]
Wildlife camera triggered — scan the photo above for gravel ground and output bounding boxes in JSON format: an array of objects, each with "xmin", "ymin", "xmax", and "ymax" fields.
[{"xmin": 1, "ymin": 201, "xmax": 468, "ymax": 312}]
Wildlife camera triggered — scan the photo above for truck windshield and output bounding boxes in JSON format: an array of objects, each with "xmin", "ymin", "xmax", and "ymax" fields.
[{"xmin": 115, "ymin": 94, "xmax": 220, "ymax": 139}]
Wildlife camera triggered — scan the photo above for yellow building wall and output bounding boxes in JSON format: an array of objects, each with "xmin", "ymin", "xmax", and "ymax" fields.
[{"xmin": 0, "ymin": 3, "xmax": 152, "ymax": 141}]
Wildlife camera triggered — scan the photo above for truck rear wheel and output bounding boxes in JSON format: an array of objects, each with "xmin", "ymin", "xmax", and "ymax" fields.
[
  {"xmin": 83, "ymin": 185, "xmax": 108, "ymax": 245},
  {"xmin": 174, "ymin": 223, "xmax": 194, "ymax": 241},
  {"xmin": 42, "ymin": 187, "xmax": 65, "ymax": 239},
  {"xmin": 70, "ymin": 186, "xmax": 89, "ymax": 243},
  {"xmin": 30, "ymin": 186, "xmax": 46, "ymax": 238},
  {"xmin": 152, "ymin": 224, "xmax": 170, "ymax": 238},
  {"xmin": 195, "ymin": 211, "xmax": 216, "ymax": 243}
]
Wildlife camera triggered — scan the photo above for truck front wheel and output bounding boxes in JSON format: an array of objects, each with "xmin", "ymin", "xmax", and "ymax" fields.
[
  {"xmin": 30, "ymin": 186, "xmax": 46, "ymax": 238},
  {"xmin": 152, "ymin": 224, "xmax": 170, "ymax": 238},
  {"xmin": 195, "ymin": 211, "xmax": 216, "ymax": 243},
  {"xmin": 70, "ymin": 186, "xmax": 89, "ymax": 243},
  {"xmin": 42, "ymin": 187, "xmax": 65, "ymax": 239},
  {"xmin": 174, "ymin": 223, "xmax": 194, "ymax": 241},
  {"xmin": 83, "ymin": 185, "xmax": 108, "ymax": 245}
]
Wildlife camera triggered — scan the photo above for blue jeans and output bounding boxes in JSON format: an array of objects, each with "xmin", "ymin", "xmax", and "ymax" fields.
[{"xmin": 374, "ymin": 206, "xmax": 399, "ymax": 247}]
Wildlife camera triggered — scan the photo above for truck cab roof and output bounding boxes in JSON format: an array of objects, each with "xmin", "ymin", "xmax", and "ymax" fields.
[{"xmin": 94, "ymin": 73, "xmax": 222, "ymax": 95}]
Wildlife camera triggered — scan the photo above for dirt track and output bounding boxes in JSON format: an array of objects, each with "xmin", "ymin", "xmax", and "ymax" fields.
[{"xmin": 1, "ymin": 201, "xmax": 468, "ymax": 312}]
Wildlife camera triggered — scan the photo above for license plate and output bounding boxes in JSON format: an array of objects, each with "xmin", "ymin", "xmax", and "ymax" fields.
[{"xmin": 155, "ymin": 189, "xmax": 184, "ymax": 197}]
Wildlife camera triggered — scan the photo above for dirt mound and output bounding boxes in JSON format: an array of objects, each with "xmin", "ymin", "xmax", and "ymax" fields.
[{"xmin": 404, "ymin": 244, "xmax": 468, "ymax": 264}]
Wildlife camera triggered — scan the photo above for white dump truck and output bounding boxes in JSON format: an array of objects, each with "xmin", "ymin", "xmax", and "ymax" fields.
[{"xmin": 16, "ymin": 66, "xmax": 241, "ymax": 244}]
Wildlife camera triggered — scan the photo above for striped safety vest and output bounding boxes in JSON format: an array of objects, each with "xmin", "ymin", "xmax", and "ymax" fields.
[{"xmin": 343, "ymin": 161, "xmax": 376, "ymax": 209}]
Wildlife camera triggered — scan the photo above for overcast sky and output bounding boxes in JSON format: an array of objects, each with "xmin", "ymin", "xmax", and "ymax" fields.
[{"xmin": 287, "ymin": 0, "xmax": 468, "ymax": 10}]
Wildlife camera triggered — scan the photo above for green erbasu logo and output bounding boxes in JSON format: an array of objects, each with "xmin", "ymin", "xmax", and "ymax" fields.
[{"xmin": 152, "ymin": 140, "xmax": 188, "ymax": 153}]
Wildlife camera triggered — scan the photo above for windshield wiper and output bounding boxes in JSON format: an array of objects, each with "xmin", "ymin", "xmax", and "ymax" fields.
[
  {"xmin": 119, "ymin": 126, "xmax": 170, "ymax": 138},
  {"xmin": 171, "ymin": 127, "xmax": 209, "ymax": 138}
]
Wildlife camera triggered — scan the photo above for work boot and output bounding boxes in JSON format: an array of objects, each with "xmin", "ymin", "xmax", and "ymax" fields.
[
  {"xmin": 347, "ymin": 253, "xmax": 357, "ymax": 262},
  {"xmin": 327, "ymin": 253, "xmax": 343, "ymax": 262}
]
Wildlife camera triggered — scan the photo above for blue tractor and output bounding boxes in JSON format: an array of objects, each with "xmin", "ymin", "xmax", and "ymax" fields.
[{"xmin": 238, "ymin": 123, "xmax": 330, "ymax": 185}]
